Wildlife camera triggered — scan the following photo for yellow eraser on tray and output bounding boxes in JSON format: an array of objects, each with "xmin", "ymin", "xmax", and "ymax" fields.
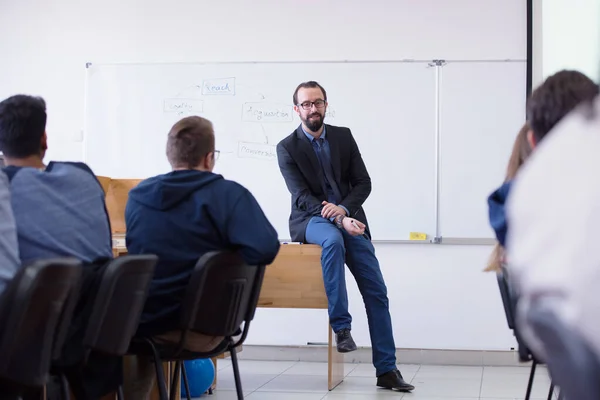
[{"xmin": 409, "ymin": 232, "xmax": 427, "ymax": 241}]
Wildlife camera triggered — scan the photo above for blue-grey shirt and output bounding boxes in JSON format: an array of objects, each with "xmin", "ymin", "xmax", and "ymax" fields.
[
  {"xmin": 5, "ymin": 162, "xmax": 112, "ymax": 264},
  {"xmin": 301, "ymin": 125, "xmax": 349, "ymax": 217},
  {"xmin": 0, "ymin": 170, "xmax": 19, "ymax": 295}
]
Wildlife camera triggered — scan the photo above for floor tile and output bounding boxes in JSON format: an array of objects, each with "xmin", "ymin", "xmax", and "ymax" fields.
[
  {"xmin": 246, "ymin": 391, "xmax": 325, "ymax": 399},
  {"xmin": 214, "ymin": 372, "xmax": 278, "ymax": 392},
  {"xmin": 480, "ymin": 371, "xmax": 553, "ymax": 399},
  {"xmin": 348, "ymin": 363, "xmax": 419, "ymax": 381},
  {"xmin": 404, "ymin": 376, "xmax": 481, "ymax": 398},
  {"xmin": 323, "ymin": 393, "xmax": 408, "ymax": 399},
  {"xmin": 413, "ymin": 365, "xmax": 483, "ymax": 380},
  {"xmin": 258, "ymin": 374, "xmax": 330, "ymax": 393},
  {"xmin": 221, "ymin": 360, "xmax": 297, "ymax": 375},
  {"xmin": 282, "ymin": 361, "xmax": 358, "ymax": 376}
]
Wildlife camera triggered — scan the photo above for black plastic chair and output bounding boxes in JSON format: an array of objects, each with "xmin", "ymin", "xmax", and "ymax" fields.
[
  {"xmin": 496, "ymin": 267, "xmax": 554, "ymax": 400},
  {"xmin": 55, "ymin": 255, "xmax": 158, "ymax": 400},
  {"xmin": 0, "ymin": 258, "xmax": 82, "ymax": 398},
  {"xmin": 527, "ymin": 304, "xmax": 600, "ymax": 400},
  {"xmin": 131, "ymin": 250, "xmax": 266, "ymax": 400}
]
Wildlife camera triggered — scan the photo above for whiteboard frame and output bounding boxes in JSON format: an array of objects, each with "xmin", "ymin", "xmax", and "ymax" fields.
[{"xmin": 83, "ymin": 58, "xmax": 524, "ymax": 245}]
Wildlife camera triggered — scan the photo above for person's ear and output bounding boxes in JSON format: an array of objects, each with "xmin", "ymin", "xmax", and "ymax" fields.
[
  {"xmin": 526, "ymin": 129, "xmax": 537, "ymax": 149},
  {"xmin": 41, "ymin": 132, "xmax": 48, "ymax": 151},
  {"xmin": 293, "ymin": 104, "xmax": 301, "ymax": 116},
  {"xmin": 204, "ymin": 152, "xmax": 214, "ymax": 170}
]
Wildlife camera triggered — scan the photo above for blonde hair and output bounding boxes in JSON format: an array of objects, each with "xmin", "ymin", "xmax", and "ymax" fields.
[{"xmin": 485, "ymin": 123, "xmax": 532, "ymax": 272}]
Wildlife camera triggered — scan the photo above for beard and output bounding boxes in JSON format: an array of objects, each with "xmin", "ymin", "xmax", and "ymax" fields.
[{"xmin": 303, "ymin": 112, "xmax": 325, "ymax": 132}]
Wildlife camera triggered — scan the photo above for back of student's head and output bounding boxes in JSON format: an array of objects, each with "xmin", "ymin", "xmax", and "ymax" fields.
[
  {"xmin": 166, "ymin": 116, "xmax": 215, "ymax": 170},
  {"xmin": 527, "ymin": 70, "xmax": 599, "ymax": 143},
  {"xmin": 0, "ymin": 95, "xmax": 47, "ymax": 158}
]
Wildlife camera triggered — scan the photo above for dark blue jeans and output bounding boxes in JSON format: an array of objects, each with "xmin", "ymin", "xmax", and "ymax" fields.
[{"xmin": 305, "ymin": 216, "xmax": 397, "ymax": 376}]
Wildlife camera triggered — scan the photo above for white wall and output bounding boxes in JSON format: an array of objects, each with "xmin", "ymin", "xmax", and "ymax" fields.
[
  {"xmin": 0, "ymin": 0, "xmax": 527, "ymax": 350},
  {"xmin": 533, "ymin": 0, "xmax": 600, "ymax": 86}
]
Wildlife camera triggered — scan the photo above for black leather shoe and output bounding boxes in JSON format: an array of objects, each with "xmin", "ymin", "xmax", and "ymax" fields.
[
  {"xmin": 335, "ymin": 328, "xmax": 357, "ymax": 353},
  {"xmin": 377, "ymin": 368, "xmax": 415, "ymax": 392}
]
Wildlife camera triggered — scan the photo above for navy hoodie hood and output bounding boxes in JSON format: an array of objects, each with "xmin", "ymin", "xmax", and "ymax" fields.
[
  {"xmin": 129, "ymin": 170, "xmax": 222, "ymax": 211},
  {"xmin": 488, "ymin": 181, "xmax": 513, "ymax": 247}
]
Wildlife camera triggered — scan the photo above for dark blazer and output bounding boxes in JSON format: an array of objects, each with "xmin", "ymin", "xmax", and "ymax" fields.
[{"xmin": 277, "ymin": 124, "xmax": 372, "ymax": 242}]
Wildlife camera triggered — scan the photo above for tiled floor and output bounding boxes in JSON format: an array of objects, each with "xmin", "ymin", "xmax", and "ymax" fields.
[{"xmin": 196, "ymin": 360, "xmax": 555, "ymax": 399}]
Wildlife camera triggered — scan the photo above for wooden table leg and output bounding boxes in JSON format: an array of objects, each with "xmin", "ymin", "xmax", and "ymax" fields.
[
  {"xmin": 328, "ymin": 324, "xmax": 344, "ymax": 390},
  {"xmin": 211, "ymin": 357, "xmax": 218, "ymax": 391}
]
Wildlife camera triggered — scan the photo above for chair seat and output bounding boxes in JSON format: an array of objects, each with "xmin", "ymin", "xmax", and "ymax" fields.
[{"xmin": 128, "ymin": 337, "xmax": 232, "ymax": 361}]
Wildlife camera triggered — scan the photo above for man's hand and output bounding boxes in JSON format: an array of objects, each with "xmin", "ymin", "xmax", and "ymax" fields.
[
  {"xmin": 321, "ymin": 201, "xmax": 347, "ymax": 219},
  {"xmin": 342, "ymin": 217, "xmax": 366, "ymax": 236}
]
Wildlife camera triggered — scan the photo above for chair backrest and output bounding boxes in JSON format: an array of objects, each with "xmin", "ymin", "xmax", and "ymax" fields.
[
  {"xmin": 527, "ymin": 304, "xmax": 600, "ymax": 400},
  {"xmin": 496, "ymin": 266, "xmax": 516, "ymax": 330},
  {"xmin": 182, "ymin": 251, "xmax": 266, "ymax": 338},
  {"xmin": 51, "ymin": 272, "xmax": 84, "ymax": 361},
  {"xmin": 83, "ymin": 255, "xmax": 157, "ymax": 355},
  {"xmin": 496, "ymin": 266, "xmax": 535, "ymax": 362},
  {"xmin": 0, "ymin": 258, "xmax": 81, "ymax": 388}
]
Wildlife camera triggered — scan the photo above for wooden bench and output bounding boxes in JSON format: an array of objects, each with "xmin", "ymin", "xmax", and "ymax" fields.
[{"xmin": 105, "ymin": 177, "xmax": 344, "ymax": 391}]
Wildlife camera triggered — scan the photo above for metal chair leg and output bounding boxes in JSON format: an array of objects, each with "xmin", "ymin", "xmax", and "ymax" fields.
[
  {"xmin": 525, "ymin": 360, "xmax": 537, "ymax": 400},
  {"xmin": 181, "ymin": 362, "xmax": 192, "ymax": 400},
  {"xmin": 116, "ymin": 385, "xmax": 124, "ymax": 400},
  {"xmin": 169, "ymin": 361, "xmax": 181, "ymax": 400},
  {"xmin": 230, "ymin": 343, "xmax": 244, "ymax": 400},
  {"xmin": 60, "ymin": 373, "xmax": 70, "ymax": 400},
  {"xmin": 144, "ymin": 339, "xmax": 168, "ymax": 400},
  {"xmin": 547, "ymin": 383, "xmax": 554, "ymax": 400}
]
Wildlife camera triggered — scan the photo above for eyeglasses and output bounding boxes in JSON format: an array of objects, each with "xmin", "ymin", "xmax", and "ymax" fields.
[
  {"xmin": 212, "ymin": 150, "xmax": 220, "ymax": 161},
  {"xmin": 298, "ymin": 99, "xmax": 326, "ymax": 110}
]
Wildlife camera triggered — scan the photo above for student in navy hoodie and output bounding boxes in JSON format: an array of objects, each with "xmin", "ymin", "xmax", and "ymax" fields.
[
  {"xmin": 124, "ymin": 116, "xmax": 280, "ymax": 398},
  {"xmin": 488, "ymin": 70, "xmax": 599, "ymax": 247}
]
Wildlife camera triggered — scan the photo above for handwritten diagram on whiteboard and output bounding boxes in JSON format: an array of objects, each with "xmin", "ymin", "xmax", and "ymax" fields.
[{"xmin": 85, "ymin": 61, "xmax": 436, "ymax": 240}]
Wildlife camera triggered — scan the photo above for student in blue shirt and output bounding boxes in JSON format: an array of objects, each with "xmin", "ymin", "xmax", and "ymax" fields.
[{"xmin": 0, "ymin": 94, "xmax": 116, "ymax": 399}]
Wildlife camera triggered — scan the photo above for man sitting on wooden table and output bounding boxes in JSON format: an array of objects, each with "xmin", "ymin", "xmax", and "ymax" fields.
[
  {"xmin": 0, "ymin": 94, "xmax": 117, "ymax": 399},
  {"xmin": 124, "ymin": 115, "xmax": 280, "ymax": 398}
]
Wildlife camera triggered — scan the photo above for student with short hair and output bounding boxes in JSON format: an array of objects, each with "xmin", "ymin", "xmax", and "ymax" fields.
[
  {"xmin": 0, "ymin": 94, "xmax": 117, "ymax": 399},
  {"xmin": 0, "ymin": 94, "xmax": 112, "ymax": 263},
  {"xmin": 125, "ymin": 115, "xmax": 280, "ymax": 398}
]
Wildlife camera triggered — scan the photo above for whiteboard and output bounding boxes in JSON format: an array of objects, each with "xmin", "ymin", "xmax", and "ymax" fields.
[
  {"xmin": 439, "ymin": 61, "xmax": 527, "ymax": 239},
  {"xmin": 84, "ymin": 62, "xmax": 437, "ymax": 241}
]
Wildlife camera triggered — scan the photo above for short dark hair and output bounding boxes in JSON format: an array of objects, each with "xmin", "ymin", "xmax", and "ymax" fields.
[
  {"xmin": 166, "ymin": 116, "xmax": 215, "ymax": 168},
  {"xmin": 527, "ymin": 70, "xmax": 599, "ymax": 142},
  {"xmin": 293, "ymin": 81, "xmax": 327, "ymax": 105},
  {"xmin": 0, "ymin": 95, "xmax": 47, "ymax": 158}
]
